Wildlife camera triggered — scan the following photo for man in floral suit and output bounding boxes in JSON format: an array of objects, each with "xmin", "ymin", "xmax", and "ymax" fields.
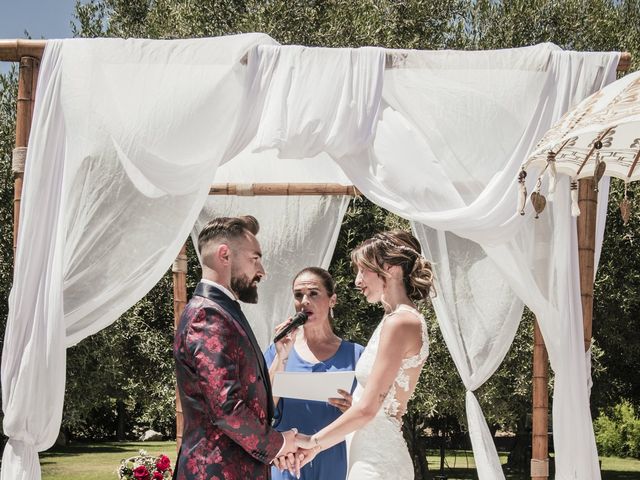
[{"xmin": 174, "ymin": 216, "xmax": 298, "ymax": 479}]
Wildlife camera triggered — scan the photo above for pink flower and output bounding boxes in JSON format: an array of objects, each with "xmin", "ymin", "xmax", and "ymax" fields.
[
  {"xmin": 155, "ymin": 454, "xmax": 171, "ymax": 472},
  {"xmin": 133, "ymin": 465, "xmax": 151, "ymax": 480},
  {"xmin": 152, "ymin": 471, "xmax": 164, "ymax": 480}
]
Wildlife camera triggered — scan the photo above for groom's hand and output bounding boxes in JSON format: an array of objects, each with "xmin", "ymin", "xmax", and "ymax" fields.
[
  {"xmin": 274, "ymin": 433, "xmax": 304, "ymax": 478},
  {"xmin": 280, "ymin": 428, "xmax": 299, "ymax": 455}
]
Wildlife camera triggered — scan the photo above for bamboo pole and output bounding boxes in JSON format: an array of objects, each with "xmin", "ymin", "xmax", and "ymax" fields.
[
  {"xmin": 172, "ymin": 244, "xmax": 188, "ymax": 453},
  {"xmin": 13, "ymin": 56, "xmax": 39, "ymax": 257},
  {"xmin": 578, "ymin": 178, "xmax": 598, "ymax": 352},
  {"xmin": 0, "ymin": 39, "xmax": 46, "ymax": 61},
  {"xmin": 209, "ymin": 183, "xmax": 360, "ymax": 196},
  {"xmin": 531, "ymin": 319, "xmax": 549, "ymax": 480},
  {"xmin": 0, "ymin": 39, "xmax": 633, "ymax": 73}
]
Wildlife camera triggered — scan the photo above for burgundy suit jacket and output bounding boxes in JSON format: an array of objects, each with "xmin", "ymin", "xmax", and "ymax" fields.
[{"xmin": 174, "ymin": 282, "xmax": 283, "ymax": 480}]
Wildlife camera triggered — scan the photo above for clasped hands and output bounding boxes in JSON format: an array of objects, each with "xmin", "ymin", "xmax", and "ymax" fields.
[{"xmin": 273, "ymin": 430, "xmax": 320, "ymax": 478}]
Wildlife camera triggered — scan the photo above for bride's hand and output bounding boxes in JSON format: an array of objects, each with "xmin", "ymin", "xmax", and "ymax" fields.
[
  {"xmin": 298, "ymin": 447, "xmax": 318, "ymax": 468},
  {"xmin": 294, "ymin": 432, "xmax": 314, "ymax": 449}
]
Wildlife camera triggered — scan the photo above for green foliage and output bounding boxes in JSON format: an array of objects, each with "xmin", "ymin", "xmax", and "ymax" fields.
[
  {"xmin": 0, "ymin": 68, "xmax": 16, "ymax": 332},
  {"xmin": 592, "ymin": 179, "xmax": 640, "ymax": 414},
  {"xmin": 0, "ymin": 68, "xmax": 17, "ymax": 437},
  {"xmin": 64, "ymin": 271, "xmax": 176, "ymax": 439},
  {"xmin": 595, "ymin": 400, "xmax": 640, "ymax": 458}
]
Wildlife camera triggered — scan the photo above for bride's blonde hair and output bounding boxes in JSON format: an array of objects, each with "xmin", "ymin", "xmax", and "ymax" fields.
[{"xmin": 350, "ymin": 230, "xmax": 435, "ymax": 302}]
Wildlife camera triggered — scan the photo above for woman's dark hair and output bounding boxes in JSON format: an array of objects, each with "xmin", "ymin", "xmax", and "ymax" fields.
[{"xmin": 292, "ymin": 267, "xmax": 335, "ymax": 296}]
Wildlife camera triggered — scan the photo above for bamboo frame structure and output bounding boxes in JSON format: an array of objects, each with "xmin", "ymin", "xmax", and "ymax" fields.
[
  {"xmin": 1, "ymin": 39, "xmax": 631, "ymax": 477},
  {"xmin": 172, "ymin": 245, "xmax": 188, "ymax": 452},
  {"xmin": 12, "ymin": 56, "xmax": 39, "ymax": 256},
  {"xmin": 578, "ymin": 178, "xmax": 598, "ymax": 353},
  {"xmin": 531, "ymin": 320, "xmax": 549, "ymax": 480},
  {"xmin": 209, "ymin": 183, "xmax": 360, "ymax": 196}
]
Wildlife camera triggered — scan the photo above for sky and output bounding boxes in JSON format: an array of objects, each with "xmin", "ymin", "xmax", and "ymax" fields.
[{"xmin": 0, "ymin": 0, "xmax": 80, "ymax": 74}]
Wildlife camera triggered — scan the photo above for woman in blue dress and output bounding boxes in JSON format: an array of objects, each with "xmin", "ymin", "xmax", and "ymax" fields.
[{"xmin": 264, "ymin": 267, "xmax": 364, "ymax": 480}]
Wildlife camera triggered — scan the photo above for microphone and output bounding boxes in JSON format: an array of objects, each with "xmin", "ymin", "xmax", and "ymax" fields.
[{"xmin": 273, "ymin": 312, "xmax": 308, "ymax": 343}]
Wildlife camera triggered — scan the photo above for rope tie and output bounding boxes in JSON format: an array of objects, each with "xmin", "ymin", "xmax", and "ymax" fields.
[
  {"xmin": 12, "ymin": 147, "xmax": 27, "ymax": 174},
  {"xmin": 172, "ymin": 254, "xmax": 188, "ymax": 274},
  {"xmin": 236, "ymin": 183, "xmax": 254, "ymax": 196},
  {"xmin": 530, "ymin": 458, "xmax": 549, "ymax": 476}
]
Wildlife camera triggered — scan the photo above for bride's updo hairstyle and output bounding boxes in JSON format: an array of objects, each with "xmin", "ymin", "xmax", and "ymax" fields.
[{"xmin": 351, "ymin": 230, "xmax": 435, "ymax": 302}]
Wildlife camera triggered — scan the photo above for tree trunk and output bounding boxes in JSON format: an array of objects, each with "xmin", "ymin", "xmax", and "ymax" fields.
[
  {"xmin": 404, "ymin": 412, "xmax": 429, "ymax": 480},
  {"xmin": 506, "ymin": 414, "xmax": 530, "ymax": 472},
  {"xmin": 116, "ymin": 399, "xmax": 126, "ymax": 441}
]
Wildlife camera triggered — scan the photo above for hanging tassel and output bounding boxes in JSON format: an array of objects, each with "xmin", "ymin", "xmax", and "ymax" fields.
[
  {"xmin": 530, "ymin": 176, "xmax": 546, "ymax": 219},
  {"xmin": 547, "ymin": 151, "xmax": 557, "ymax": 200},
  {"xmin": 620, "ymin": 182, "xmax": 631, "ymax": 225},
  {"xmin": 517, "ymin": 169, "xmax": 527, "ymax": 215},
  {"xmin": 570, "ymin": 179, "xmax": 580, "ymax": 217},
  {"xmin": 593, "ymin": 142, "xmax": 607, "ymax": 192}
]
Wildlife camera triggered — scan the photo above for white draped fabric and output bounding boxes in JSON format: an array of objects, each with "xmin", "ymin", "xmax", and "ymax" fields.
[
  {"xmin": 1, "ymin": 35, "xmax": 619, "ymax": 480},
  {"xmin": 194, "ymin": 151, "xmax": 351, "ymax": 347},
  {"xmin": 1, "ymin": 34, "xmax": 278, "ymax": 480},
  {"xmin": 192, "ymin": 194, "xmax": 349, "ymax": 348}
]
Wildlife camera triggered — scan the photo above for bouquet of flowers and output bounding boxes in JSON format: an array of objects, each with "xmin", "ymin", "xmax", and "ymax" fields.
[{"xmin": 118, "ymin": 449, "xmax": 172, "ymax": 480}]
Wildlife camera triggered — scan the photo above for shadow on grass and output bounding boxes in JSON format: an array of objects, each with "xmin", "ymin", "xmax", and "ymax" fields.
[
  {"xmin": 421, "ymin": 468, "xmax": 639, "ymax": 480},
  {"xmin": 601, "ymin": 472, "xmax": 640, "ymax": 480},
  {"xmin": 40, "ymin": 441, "xmax": 168, "ymax": 458}
]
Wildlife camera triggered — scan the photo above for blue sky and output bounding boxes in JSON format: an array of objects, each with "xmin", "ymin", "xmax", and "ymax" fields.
[{"xmin": 1, "ymin": 0, "xmax": 79, "ymax": 74}]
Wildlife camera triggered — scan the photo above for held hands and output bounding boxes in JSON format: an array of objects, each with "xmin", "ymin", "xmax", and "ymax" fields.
[
  {"xmin": 274, "ymin": 429, "xmax": 303, "ymax": 478},
  {"xmin": 274, "ymin": 431, "xmax": 321, "ymax": 477},
  {"xmin": 328, "ymin": 389, "xmax": 353, "ymax": 413}
]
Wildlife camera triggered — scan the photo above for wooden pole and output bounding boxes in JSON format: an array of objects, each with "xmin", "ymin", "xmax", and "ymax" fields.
[
  {"xmin": 531, "ymin": 319, "xmax": 549, "ymax": 480},
  {"xmin": 209, "ymin": 183, "xmax": 360, "ymax": 196},
  {"xmin": 0, "ymin": 39, "xmax": 633, "ymax": 73},
  {"xmin": 577, "ymin": 178, "xmax": 598, "ymax": 352},
  {"xmin": 172, "ymin": 244, "xmax": 188, "ymax": 453},
  {"xmin": 13, "ymin": 56, "xmax": 39, "ymax": 257},
  {"xmin": 0, "ymin": 39, "xmax": 46, "ymax": 61}
]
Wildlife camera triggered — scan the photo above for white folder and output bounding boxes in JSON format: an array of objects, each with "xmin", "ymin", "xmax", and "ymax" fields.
[{"xmin": 272, "ymin": 371, "xmax": 356, "ymax": 402}]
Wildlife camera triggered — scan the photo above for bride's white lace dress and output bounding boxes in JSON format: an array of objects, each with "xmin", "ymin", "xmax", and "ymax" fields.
[{"xmin": 347, "ymin": 305, "xmax": 429, "ymax": 480}]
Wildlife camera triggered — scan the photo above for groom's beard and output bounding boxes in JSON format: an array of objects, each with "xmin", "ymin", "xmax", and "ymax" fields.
[{"xmin": 230, "ymin": 272, "xmax": 260, "ymax": 304}]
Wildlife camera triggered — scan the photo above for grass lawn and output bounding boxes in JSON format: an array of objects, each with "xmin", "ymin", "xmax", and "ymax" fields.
[
  {"xmin": 40, "ymin": 441, "xmax": 176, "ymax": 480},
  {"xmin": 31, "ymin": 441, "xmax": 640, "ymax": 480}
]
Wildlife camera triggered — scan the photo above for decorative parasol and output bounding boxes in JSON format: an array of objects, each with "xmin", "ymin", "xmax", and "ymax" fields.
[{"xmin": 519, "ymin": 70, "xmax": 640, "ymax": 223}]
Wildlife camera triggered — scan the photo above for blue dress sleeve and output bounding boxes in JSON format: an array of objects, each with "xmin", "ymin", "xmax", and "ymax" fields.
[{"xmin": 263, "ymin": 343, "xmax": 277, "ymax": 367}]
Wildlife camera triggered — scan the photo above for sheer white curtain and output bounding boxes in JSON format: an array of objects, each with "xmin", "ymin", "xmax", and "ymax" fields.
[
  {"xmin": 347, "ymin": 47, "xmax": 619, "ymax": 480},
  {"xmin": 192, "ymin": 195, "xmax": 349, "ymax": 348},
  {"xmin": 1, "ymin": 34, "xmax": 277, "ymax": 480},
  {"xmin": 244, "ymin": 43, "xmax": 618, "ymax": 479}
]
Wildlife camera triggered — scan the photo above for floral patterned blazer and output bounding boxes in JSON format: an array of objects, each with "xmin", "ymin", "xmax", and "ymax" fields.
[{"xmin": 174, "ymin": 282, "xmax": 283, "ymax": 480}]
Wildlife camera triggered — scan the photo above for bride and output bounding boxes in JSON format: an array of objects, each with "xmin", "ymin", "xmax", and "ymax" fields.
[{"xmin": 276, "ymin": 230, "xmax": 433, "ymax": 480}]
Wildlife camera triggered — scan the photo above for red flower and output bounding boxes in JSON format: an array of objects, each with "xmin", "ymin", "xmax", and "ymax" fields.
[
  {"xmin": 152, "ymin": 471, "xmax": 164, "ymax": 480},
  {"xmin": 133, "ymin": 465, "xmax": 151, "ymax": 480},
  {"xmin": 156, "ymin": 454, "xmax": 171, "ymax": 472}
]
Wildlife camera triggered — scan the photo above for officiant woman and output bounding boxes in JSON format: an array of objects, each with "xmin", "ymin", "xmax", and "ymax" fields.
[{"xmin": 264, "ymin": 267, "xmax": 364, "ymax": 480}]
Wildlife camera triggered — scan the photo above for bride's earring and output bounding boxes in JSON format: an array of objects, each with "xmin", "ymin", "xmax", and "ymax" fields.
[{"xmin": 330, "ymin": 307, "xmax": 334, "ymax": 319}]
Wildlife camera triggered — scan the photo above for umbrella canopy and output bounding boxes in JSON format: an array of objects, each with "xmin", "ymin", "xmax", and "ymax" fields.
[{"xmin": 519, "ymin": 70, "xmax": 640, "ymax": 220}]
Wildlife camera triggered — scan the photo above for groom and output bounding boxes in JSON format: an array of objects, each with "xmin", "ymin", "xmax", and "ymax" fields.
[{"xmin": 174, "ymin": 215, "xmax": 298, "ymax": 480}]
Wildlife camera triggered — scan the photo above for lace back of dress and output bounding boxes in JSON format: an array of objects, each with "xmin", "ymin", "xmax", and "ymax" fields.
[{"xmin": 381, "ymin": 306, "xmax": 429, "ymax": 421}]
